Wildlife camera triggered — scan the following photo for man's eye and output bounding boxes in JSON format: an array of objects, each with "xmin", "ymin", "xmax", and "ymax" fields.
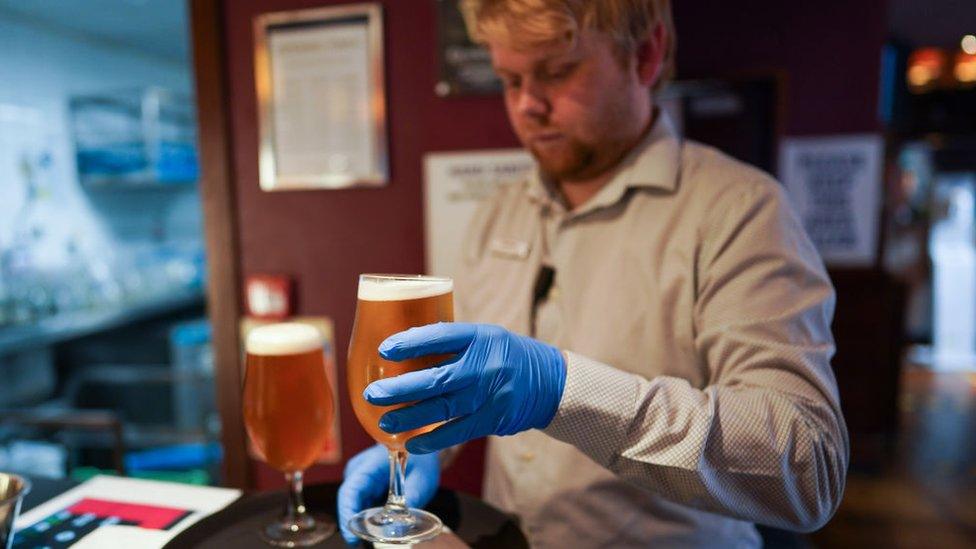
[
  {"xmin": 544, "ymin": 65, "xmax": 574, "ymax": 81},
  {"xmin": 502, "ymin": 77, "xmax": 522, "ymax": 90}
]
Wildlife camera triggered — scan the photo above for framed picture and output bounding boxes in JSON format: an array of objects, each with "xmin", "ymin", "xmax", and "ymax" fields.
[
  {"xmin": 253, "ymin": 3, "xmax": 387, "ymax": 190},
  {"xmin": 434, "ymin": 0, "xmax": 501, "ymax": 96},
  {"xmin": 779, "ymin": 134, "xmax": 884, "ymax": 267}
]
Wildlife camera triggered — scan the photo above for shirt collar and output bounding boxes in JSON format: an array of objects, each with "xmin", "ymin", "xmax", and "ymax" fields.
[{"xmin": 525, "ymin": 111, "xmax": 682, "ymax": 215}]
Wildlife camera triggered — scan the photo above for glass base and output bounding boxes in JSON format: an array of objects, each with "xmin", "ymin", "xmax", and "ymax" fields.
[
  {"xmin": 260, "ymin": 514, "xmax": 336, "ymax": 547},
  {"xmin": 347, "ymin": 506, "xmax": 443, "ymax": 545}
]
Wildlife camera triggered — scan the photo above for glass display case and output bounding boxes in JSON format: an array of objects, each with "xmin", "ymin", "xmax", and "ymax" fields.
[{"xmin": 70, "ymin": 87, "xmax": 199, "ymax": 187}]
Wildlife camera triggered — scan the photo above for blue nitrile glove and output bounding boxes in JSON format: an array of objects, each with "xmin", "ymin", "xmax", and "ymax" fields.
[
  {"xmin": 337, "ymin": 444, "xmax": 440, "ymax": 545},
  {"xmin": 365, "ymin": 323, "xmax": 567, "ymax": 454}
]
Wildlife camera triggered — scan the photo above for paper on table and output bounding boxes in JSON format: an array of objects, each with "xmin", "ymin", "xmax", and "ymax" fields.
[
  {"xmin": 14, "ymin": 475, "xmax": 240, "ymax": 548},
  {"xmin": 70, "ymin": 525, "xmax": 169, "ymax": 548}
]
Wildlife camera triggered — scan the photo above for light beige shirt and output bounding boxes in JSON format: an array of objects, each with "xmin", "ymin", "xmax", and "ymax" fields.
[{"xmin": 454, "ymin": 114, "xmax": 849, "ymax": 548}]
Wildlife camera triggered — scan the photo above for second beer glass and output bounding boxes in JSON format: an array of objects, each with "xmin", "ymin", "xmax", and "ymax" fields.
[
  {"xmin": 243, "ymin": 323, "xmax": 336, "ymax": 546},
  {"xmin": 346, "ymin": 274, "xmax": 454, "ymax": 544}
]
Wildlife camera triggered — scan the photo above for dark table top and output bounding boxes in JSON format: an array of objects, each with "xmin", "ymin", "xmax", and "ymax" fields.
[
  {"xmin": 18, "ymin": 476, "xmax": 527, "ymax": 548},
  {"xmin": 165, "ymin": 482, "xmax": 527, "ymax": 548}
]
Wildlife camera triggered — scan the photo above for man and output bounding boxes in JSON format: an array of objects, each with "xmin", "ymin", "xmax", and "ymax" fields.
[{"xmin": 339, "ymin": 0, "xmax": 849, "ymax": 546}]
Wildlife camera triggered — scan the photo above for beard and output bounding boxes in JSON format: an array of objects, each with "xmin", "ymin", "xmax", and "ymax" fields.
[{"xmin": 528, "ymin": 136, "xmax": 598, "ymax": 181}]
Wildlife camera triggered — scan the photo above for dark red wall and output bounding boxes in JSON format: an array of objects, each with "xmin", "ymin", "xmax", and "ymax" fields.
[
  {"xmin": 221, "ymin": 0, "xmax": 890, "ymax": 490},
  {"xmin": 674, "ymin": 0, "xmax": 888, "ymax": 136},
  {"xmin": 222, "ymin": 0, "xmax": 513, "ymax": 492}
]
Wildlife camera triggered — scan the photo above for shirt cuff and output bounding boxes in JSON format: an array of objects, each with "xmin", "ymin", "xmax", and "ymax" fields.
[{"xmin": 543, "ymin": 351, "xmax": 641, "ymax": 467}]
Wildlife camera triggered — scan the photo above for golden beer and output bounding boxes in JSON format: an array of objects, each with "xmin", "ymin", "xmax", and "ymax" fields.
[
  {"xmin": 243, "ymin": 323, "xmax": 335, "ymax": 472},
  {"xmin": 347, "ymin": 275, "xmax": 454, "ymax": 450}
]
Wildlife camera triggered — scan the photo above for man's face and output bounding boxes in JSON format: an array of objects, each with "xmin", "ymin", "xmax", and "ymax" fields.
[{"xmin": 489, "ymin": 29, "xmax": 648, "ymax": 183}]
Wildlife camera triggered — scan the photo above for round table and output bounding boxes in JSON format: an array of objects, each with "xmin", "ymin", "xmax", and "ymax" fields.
[{"xmin": 163, "ymin": 482, "xmax": 527, "ymax": 548}]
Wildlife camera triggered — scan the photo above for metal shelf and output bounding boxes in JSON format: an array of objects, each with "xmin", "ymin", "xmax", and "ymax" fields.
[
  {"xmin": 0, "ymin": 288, "xmax": 206, "ymax": 357},
  {"xmin": 80, "ymin": 177, "xmax": 197, "ymax": 191}
]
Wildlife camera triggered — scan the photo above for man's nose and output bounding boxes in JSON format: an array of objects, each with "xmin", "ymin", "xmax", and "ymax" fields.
[{"xmin": 515, "ymin": 81, "xmax": 549, "ymax": 119}]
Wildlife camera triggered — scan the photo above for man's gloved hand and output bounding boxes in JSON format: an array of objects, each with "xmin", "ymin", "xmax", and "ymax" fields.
[
  {"xmin": 337, "ymin": 444, "xmax": 440, "ymax": 545},
  {"xmin": 365, "ymin": 323, "xmax": 567, "ymax": 454}
]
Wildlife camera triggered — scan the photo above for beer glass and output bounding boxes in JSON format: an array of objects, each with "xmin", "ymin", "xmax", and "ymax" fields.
[
  {"xmin": 346, "ymin": 274, "xmax": 454, "ymax": 544},
  {"xmin": 243, "ymin": 323, "xmax": 336, "ymax": 546}
]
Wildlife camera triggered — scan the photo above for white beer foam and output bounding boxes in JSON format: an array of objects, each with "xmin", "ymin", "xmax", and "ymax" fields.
[
  {"xmin": 358, "ymin": 276, "xmax": 453, "ymax": 302},
  {"xmin": 246, "ymin": 323, "xmax": 322, "ymax": 356}
]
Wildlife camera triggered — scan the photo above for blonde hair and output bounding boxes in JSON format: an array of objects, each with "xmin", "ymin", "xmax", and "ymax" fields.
[{"xmin": 460, "ymin": 0, "xmax": 675, "ymax": 91}]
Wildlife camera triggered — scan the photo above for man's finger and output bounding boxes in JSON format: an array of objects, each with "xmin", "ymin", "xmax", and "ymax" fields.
[
  {"xmin": 405, "ymin": 412, "xmax": 493, "ymax": 454},
  {"xmin": 364, "ymin": 356, "xmax": 472, "ymax": 405},
  {"xmin": 379, "ymin": 388, "xmax": 478, "ymax": 433},
  {"xmin": 379, "ymin": 322, "xmax": 477, "ymax": 361}
]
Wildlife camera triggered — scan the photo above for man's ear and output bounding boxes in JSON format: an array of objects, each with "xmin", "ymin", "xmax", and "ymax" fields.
[{"xmin": 635, "ymin": 22, "xmax": 667, "ymax": 87}]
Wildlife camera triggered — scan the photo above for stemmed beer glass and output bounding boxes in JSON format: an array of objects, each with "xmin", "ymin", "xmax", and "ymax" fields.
[
  {"xmin": 346, "ymin": 274, "xmax": 454, "ymax": 544},
  {"xmin": 243, "ymin": 323, "xmax": 337, "ymax": 546}
]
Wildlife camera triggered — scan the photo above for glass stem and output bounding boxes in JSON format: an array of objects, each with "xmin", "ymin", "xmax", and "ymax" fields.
[
  {"xmin": 285, "ymin": 470, "xmax": 309, "ymax": 525},
  {"xmin": 385, "ymin": 449, "xmax": 409, "ymax": 515}
]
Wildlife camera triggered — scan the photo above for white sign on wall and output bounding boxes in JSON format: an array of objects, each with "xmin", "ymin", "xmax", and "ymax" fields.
[
  {"xmin": 423, "ymin": 150, "xmax": 534, "ymax": 277},
  {"xmin": 779, "ymin": 134, "xmax": 884, "ymax": 267}
]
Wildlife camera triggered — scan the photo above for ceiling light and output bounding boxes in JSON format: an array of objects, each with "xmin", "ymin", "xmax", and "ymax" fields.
[{"xmin": 963, "ymin": 35, "xmax": 976, "ymax": 55}]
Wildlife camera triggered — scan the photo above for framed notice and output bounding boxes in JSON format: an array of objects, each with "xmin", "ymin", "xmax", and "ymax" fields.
[
  {"xmin": 254, "ymin": 4, "xmax": 387, "ymax": 190},
  {"xmin": 779, "ymin": 134, "xmax": 884, "ymax": 267},
  {"xmin": 424, "ymin": 150, "xmax": 534, "ymax": 276},
  {"xmin": 435, "ymin": 0, "xmax": 502, "ymax": 96}
]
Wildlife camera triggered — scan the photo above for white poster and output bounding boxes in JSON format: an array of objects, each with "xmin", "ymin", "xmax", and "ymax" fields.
[
  {"xmin": 779, "ymin": 134, "xmax": 884, "ymax": 267},
  {"xmin": 424, "ymin": 150, "xmax": 534, "ymax": 277},
  {"xmin": 268, "ymin": 24, "xmax": 373, "ymax": 181}
]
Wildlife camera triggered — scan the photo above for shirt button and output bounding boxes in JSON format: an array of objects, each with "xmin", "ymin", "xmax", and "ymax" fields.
[
  {"xmin": 518, "ymin": 451, "xmax": 536, "ymax": 462},
  {"xmin": 548, "ymin": 286, "xmax": 560, "ymax": 300}
]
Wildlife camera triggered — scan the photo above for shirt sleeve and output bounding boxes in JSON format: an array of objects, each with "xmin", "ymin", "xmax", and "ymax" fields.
[{"xmin": 543, "ymin": 180, "xmax": 849, "ymax": 532}]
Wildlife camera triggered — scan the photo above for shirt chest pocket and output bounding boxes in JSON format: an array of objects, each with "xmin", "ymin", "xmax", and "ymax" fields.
[
  {"xmin": 459, "ymin": 235, "xmax": 540, "ymax": 334},
  {"xmin": 559, "ymin": 245, "xmax": 689, "ymax": 379}
]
